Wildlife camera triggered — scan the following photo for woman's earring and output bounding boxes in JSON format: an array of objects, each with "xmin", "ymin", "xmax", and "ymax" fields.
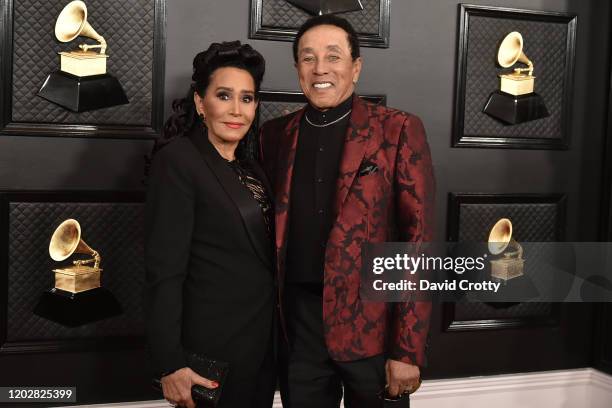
[{"xmin": 199, "ymin": 112, "xmax": 206, "ymax": 124}]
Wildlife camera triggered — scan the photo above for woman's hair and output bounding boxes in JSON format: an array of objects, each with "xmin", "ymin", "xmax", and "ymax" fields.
[{"xmin": 151, "ymin": 41, "xmax": 265, "ymax": 156}]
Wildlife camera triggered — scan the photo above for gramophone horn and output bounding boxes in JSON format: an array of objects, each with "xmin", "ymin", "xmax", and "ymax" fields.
[
  {"xmin": 54, "ymin": 0, "xmax": 107, "ymax": 54},
  {"xmin": 497, "ymin": 31, "xmax": 533, "ymax": 75},
  {"xmin": 488, "ymin": 218, "xmax": 513, "ymax": 255},
  {"xmin": 49, "ymin": 218, "xmax": 95, "ymax": 261}
]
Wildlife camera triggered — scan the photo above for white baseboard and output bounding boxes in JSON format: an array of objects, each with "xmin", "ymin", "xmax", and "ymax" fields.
[
  {"xmin": 65, "ymin": 368, "xmax": 612, "ymax": 408},
  {"xmin": 411, "ymin": 368, "xmax": 612, "ymax": 408}
]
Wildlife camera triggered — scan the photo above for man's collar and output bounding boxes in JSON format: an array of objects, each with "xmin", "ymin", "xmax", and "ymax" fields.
[{"xmin": 304, "ymin": 94, "xmax": 354, "ymax": 127}]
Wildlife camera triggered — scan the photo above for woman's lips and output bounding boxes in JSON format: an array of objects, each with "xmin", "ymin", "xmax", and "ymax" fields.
[{"xmin": 224, "ymin": 122, "xmax": 245, "ymax": 129}]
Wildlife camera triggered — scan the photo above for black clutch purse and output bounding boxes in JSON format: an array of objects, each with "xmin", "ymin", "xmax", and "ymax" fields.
[{"xmin": 152, "ymin": 351, "xmax": 230, "ymax": 407}]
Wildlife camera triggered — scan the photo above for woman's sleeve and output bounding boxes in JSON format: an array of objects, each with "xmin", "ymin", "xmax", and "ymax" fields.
[{"xmin": 144, "ymin": 147, "xmax": 195, "ymax": 374}]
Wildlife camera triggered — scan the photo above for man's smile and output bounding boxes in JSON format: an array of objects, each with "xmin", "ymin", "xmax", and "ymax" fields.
[{"xmin": 313, "ymin": 82, "xmax": 334, "ymax": 89}]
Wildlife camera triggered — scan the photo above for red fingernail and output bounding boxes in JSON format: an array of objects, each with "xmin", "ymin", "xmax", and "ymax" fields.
[{"xmin": 212, "ymin": 382, "xmax": 219, "ymax": 388}]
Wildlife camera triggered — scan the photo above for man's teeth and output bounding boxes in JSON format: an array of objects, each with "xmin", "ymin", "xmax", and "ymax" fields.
[{"xmin": 314, "ymin": 83, "xmax": 332, "ymax": 89}]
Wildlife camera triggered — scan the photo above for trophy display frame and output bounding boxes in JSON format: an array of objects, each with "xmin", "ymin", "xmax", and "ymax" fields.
[
  {"xmin": 255, "ymin": 90, "xmax": 386, "ymax": 129},
  {"xmin": 249, "ymin": 0, "xmax": 391, "ymax": 48},
  {"xmin": 452, "ymin": 4, "xmax": 577, "ymax": 150},
  {"xmin": 445, "ymin": 192, "xmax": 566, "ymax": 332},
  {"xmin": 0, "ymin": 0, "xmax": 166, "ymax": 139},
  {"xmin": 250, "ymin": 90, "xmax": 385, "ymax": 160},
  {"xmin": 0, "ymin": 190, "xmax": 144, "ymax": 355}
]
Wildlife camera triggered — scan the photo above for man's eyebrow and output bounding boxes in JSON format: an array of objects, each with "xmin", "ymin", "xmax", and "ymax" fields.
[
  {"xmin": 299, "ymin": 44, "xmax": 344, "ymax": 55},
  {"xmin": 299, "ymin": 47, "xmax": 315, "ymax": 55}
]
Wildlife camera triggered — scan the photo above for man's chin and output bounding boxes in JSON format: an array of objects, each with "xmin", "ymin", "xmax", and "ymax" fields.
[{"xmin": 308, "ymin": 97, "xmax": 337, "ymax": 111}]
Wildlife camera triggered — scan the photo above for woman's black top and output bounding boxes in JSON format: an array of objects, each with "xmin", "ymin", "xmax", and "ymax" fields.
[{"xmin": 227, "ymin": 159, "xmax": 274, "ymax": 240}]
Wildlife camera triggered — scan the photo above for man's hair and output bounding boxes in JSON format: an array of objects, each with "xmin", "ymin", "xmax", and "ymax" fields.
[{"xmin": 292, "ymin": 14, "xmax": 361, "ymax": 62}]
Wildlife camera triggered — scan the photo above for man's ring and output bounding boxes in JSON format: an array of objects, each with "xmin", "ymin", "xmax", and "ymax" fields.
[{"xmin": 404, "ymin": 378, "xmax": 422, "ymax": 394}]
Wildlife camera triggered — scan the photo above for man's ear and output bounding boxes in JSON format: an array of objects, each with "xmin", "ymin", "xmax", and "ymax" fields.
[{"xmin": 352, "ymin": 57, "xmax": 363, "ymax": 83}]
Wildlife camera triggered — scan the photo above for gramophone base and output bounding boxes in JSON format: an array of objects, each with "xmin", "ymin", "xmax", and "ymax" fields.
[
  {"xmin": 37, "ymin": 70, "xmax": 129, "ymax": 112},
  {"xmin": 490, "ymin": 258, "xmax": 525, "ymax": 281},
  {"xmin": 287, "ymin": 0, "xmax": 364, "ymax": 15},
  {"xmin": 483, "ymin": 91, "xmax": 549, "ymax": 125},
  {"xmin": 33, "ymin": 287, "xmax": 122, "ymax": 327}
]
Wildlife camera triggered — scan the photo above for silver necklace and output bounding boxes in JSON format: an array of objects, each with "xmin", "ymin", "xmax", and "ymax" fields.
[{"xmin": 305, "ymin": 109, "xmax": 352, "ymax": 128}]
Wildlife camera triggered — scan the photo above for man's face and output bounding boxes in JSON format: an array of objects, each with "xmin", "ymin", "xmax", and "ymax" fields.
[{"xmin": 295, "ymin": 24, "xmax": 362, "ymax": 111}]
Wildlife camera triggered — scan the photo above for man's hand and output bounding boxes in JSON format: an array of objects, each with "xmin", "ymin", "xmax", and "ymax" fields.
[
  {"xmin": 385, "ymin": 359, "xmax": 420, "ymax": 397},
  {"xmin": 161, "ymin": 367, "xmax": 219, "ymax": 408}
]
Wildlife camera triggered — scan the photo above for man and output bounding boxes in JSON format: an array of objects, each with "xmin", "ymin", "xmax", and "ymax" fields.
[{"xmin": 259, "ymin": 14, "xmax": 434, "ymax": 407}]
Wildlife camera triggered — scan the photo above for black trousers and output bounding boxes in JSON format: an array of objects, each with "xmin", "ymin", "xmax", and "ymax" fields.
[
  {"xmin": 279, "ymin": 283, "xmax": 387, "ymax": 408},
  {"xmin": 211, "ymin": 344, "xmax": 276, "ymax": 408}
]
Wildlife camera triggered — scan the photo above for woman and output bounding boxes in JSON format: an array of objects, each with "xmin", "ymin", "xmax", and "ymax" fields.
[{"xmin": 145, "ymin": 41, "xmax": 276, "ymax": 408}]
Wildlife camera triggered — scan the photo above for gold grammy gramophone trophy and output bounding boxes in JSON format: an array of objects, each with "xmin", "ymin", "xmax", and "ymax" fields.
[
  {"xmin": 487, "ymin": 218, "xmax": 525, "ymax": 281},
  {"xmin": 37, "ymin": 0, "xmax": 128, "ymax": 112},
  {"xmin": 483, "ymin": 31, "xmax": 549, "ymax": 125},
  {"xmin": 49, "ymin": 218, "xmax": 102, "ymax": 293},
  {"xmin": 33, "ymin": 219, "xmax": 122, "ymax": 327}
]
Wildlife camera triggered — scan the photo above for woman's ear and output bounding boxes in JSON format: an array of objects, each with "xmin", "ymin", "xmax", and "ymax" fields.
[{"xmin": 193, "ymin": 92, "xmax": 204, "ymax": 115}]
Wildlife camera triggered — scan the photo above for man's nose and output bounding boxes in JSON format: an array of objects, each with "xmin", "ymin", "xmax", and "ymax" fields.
[{"xmin": 313, "ymin": 59, "xmax": 329, "ymax": 75}]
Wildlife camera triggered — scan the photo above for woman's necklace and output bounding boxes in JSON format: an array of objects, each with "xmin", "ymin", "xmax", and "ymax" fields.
[{"xmin": 304, "ymin": 109, "xmax": 352, "ymax": 128}]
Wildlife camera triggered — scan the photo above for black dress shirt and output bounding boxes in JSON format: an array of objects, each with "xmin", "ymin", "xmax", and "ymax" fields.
[{"xmin": 286, "ymin": 95, "xmax": 353, "ymax": 283}]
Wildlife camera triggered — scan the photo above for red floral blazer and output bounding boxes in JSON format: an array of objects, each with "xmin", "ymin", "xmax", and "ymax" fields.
[{"xmin": 259, "ymin": 95, "xmax": 435, "ymax": 366}]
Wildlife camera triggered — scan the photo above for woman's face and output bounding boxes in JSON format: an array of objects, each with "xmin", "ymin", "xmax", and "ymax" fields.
[{"xmin": 194, "ymin": 67, "xmax": 258, "ymax": 147}]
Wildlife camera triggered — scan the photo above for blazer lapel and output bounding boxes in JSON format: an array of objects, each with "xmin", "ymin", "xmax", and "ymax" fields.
[
  {"xmin": 333, "ymin": 95, "xmax": 372, "ymax": 216},
  {"xmin": 274, "ymin": 109, "xmax": 303, "ymax": 283},
  {"xmin": 189, "ymin": 125, "xmax": 273, "ymax": 269}
]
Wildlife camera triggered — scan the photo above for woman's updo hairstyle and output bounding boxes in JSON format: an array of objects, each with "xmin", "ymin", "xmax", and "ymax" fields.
[{"xmin": 152, "ymin": 41, "xmax": 265, "ymax": 154}]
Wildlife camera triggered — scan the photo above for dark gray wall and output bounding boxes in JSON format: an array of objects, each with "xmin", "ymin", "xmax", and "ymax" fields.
[
  {"xmin": 164, "ymin": 0, "xmax": 609, "ymax": 243},
  {"xmin": 0, "ymin": 0, "xmax": 610, "ymax": 404},
  {"xmin": 0, "ymin": 0, "xmax": 607, "ymax": 238}
]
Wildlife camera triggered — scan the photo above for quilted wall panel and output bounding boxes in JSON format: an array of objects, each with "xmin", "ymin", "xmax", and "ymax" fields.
[
  {"xmin": 258, "ymin": 101, "xmax": 305, "ymax": 125},
  {"xmin": 456, "ymin": 201, "xmax": 562, "ymax": 242},
  {"xmin": 11, "ymin": 0, "xmax": 155, "ymax": 125},
  {"xmin": 450, "ymin": 196, "xmax": 565, "ymax": 323},
  {"xmin": 6, "ymin": 200, "xmax": 144, "ymax": 341},
  {"xmin": 461, "ymin": 15, "xmax": 569, "ymax": 139}
]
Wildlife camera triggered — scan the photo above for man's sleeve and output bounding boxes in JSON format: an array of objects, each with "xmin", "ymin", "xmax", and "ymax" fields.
[
  {"xmin": 144, "ymin": 148, "xmax": 194, "ymax": 374},
  {"xmin": 390, "ymin": 114, "xmax": 435, "ymax": 367}
]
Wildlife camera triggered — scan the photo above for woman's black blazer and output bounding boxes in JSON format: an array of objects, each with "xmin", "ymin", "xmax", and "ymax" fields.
[{"xmin": 145, "ymin": 123, "xmax": 275, "ymax": 380}]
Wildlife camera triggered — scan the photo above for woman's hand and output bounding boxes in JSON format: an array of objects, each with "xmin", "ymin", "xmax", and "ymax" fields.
[{"xmin": 161, "ymin": 367, "xmax": 219, "ymax": 408}]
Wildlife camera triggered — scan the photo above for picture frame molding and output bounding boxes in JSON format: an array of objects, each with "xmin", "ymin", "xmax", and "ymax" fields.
[
  {"xmin": 452, "ymin": 4, "xmax": 578, "ymax": 150},
  {"xmin": 444, "ymin": 192, "xmax": 567, "ymax": 332},
  {"xmin": 0, "ymin": 190, "xmax": 145, "ymax": 355},
  {"xmin": 0, "ymin": 0, "xmax": 166, "ymax": 139},
  {"xmin": 249, "ymin": 0, "xmax": 391, "ymax": 48}
]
